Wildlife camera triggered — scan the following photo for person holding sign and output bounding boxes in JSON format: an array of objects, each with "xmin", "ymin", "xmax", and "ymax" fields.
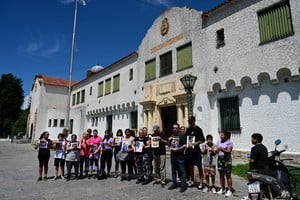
[
  {"xmin": 168, "ymin": 123, "xmax": 187, "ymax": 192},
  {"xmin": 134, "ymin": 129, "xmax": 151, "ymax": 185},
  {"xmin": 185, "ymin": 116, "xmax": 205, "ymax": 190},
  {"xmin": 35, "ymin": 131, "xmax": 53, "ymax": 181},
  {"xmin": 65, "ymin": 134, "xmax": 81, "ymax": 181},
  {"xmin": 152, "ymin": 125, "xmax": 168, "ymax": 185}
]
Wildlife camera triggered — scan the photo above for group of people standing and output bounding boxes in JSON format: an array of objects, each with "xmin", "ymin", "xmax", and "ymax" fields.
[{"xmin": 35, "ymin": 116, "xmax": 235, "ymax": 197}]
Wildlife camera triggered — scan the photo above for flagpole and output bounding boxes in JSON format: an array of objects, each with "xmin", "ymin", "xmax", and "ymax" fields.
[{"xmin": 66, "ymin": 0, "xmax": 78, "ymax": 131}]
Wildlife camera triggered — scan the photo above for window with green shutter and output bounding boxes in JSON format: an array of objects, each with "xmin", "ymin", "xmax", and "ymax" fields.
[
  {"xmin": 76, "ymin": 92, "xmax": 80, "ymax": 105},
  {"xmin": 145, "ymin": 59, "xmax": 156, "ymax": 82},
  {"xmin": 98, "ymin": 82, "xmax": 103, "ymax": 97},
  {"xmin": 258, "ymin": 0, "xmax": 294, "ymax": 44},
  {"xmin": 177, "ymin": 43, "xmax": 192, "ymax": 71},
  {"xmin": 105, "ymin": 78, "xmax": 111, "ymax": 95},
  {"xmin": 113, "ymin": 74, "xmax": 120, "ymax": 92},
  {"xmin": 81, "ymin": 89, "xmax": 85, "ymax": 103},
  {"xmin": 72, "ymin": 94, "xmax": 76, "ymax": 106},
  {"xmin": 160, "ymin": 51, "xmax": 172, "ymax": 77},
  {"xmin": 219, "ymin": 96, "xmax": 240, "ymax": 132}
]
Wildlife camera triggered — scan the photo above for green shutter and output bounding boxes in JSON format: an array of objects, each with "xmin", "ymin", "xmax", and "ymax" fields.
[
  {"xmin": 219, "ymin": 96, "xmax": 240, "ymax": 131},
  {"xmin": 177, "ymin": 43, "xmax": 192, "ymax": 71},
  {"xmin": 258, "ymin": 0, "xmax": 293, "ymax": 44},
  {"xmin": 72, "ymin": 94, "xmax": 76, "ymax": 106},
  {"xmin": 145, "ymin": 59, "xmax": 156, "ymax": 81},
  {"xmin": 113, "ymin": 74, "xmax": 120, "ymax": 92},
  {"xmin": 160, "ymin": 51, "xmax": 172, "ymax": 77},
  {"xmin": 98, "ymin": 82, "xmax": 103, "ymax": 97},
  {"xmin": 105, "ymin": 78, "xmax": 111, "ymax": 95}
]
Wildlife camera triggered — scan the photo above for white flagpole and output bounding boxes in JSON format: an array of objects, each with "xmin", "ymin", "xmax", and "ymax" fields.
[{"xmin": 66, "ymin": 0, "xmax": 80, "ymax": 132}]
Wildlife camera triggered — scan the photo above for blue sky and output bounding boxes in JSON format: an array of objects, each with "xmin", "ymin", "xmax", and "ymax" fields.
[{"xmin": 0, "ymin": 0, "xmax": 225, "ymax": 96}]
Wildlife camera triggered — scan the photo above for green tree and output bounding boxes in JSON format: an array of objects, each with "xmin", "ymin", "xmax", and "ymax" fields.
[
  {"xmin": 11, "ymin": 108, "xmax": 29, "ymax": 138},
  {"xmin": 0, "ymin": 73, "xmax": 24, "ymax": 138}
]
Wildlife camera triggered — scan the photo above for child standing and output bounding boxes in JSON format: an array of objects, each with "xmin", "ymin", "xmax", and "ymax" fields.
[{"xmin": 202, "ymin": 134, "xmax": 217, "ymax": 193}]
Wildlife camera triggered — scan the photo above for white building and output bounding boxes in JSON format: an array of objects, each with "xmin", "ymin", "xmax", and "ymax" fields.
[
  {"xmin": 27, "ymin": 74, "xmax": 76, "ymax": 141},
  {"xmin": 28, "ymin": 0, "xmax": 300, "ymax": 154}
]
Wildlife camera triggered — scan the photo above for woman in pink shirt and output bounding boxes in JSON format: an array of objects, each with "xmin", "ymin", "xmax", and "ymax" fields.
[
  {"xmin": 87, "ymin": 129, "xmax": 102, "ymax": 179},
  {"xmin": 79, "ymin": 131, "xmax": 90, "ymax": 178}
]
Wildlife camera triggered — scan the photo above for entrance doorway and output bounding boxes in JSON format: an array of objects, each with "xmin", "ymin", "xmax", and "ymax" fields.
[{"xmin": 160, "ymin": 106, "xmax": 177, "ymax": 137}]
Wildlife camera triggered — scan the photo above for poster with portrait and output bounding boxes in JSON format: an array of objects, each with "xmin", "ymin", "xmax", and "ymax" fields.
[
  {"xmin": 171, "ymin": 136, "xmax": 179, "ymax": 148},
  {"xmin": 151, "ymin": 136, "xmax": 159, "ymax": 148},
  {"xmin": 135, "ymin": 141, "xmax": 144, "ymax": 153},
  {"xmin": 187, "ymin": 136, "xmax": 195, "ymax": 149}
]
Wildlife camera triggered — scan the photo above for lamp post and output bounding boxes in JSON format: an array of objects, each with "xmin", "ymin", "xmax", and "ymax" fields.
[
  {"xmin": 180, "ymin": 74, "xmax": 197, "ymax": 119},
  {"xmin": 66, "ymin": 0, "xmax": 86, "ymax": 130}
]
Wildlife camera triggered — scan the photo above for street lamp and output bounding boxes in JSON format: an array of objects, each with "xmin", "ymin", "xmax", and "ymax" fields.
[
  {"xmin": 66, "ymin": 0, "xmax": 86, "ymax": 130},
  {"xmin": 180, "ymin": 74, "xmax": 197, "ymax": 119}
]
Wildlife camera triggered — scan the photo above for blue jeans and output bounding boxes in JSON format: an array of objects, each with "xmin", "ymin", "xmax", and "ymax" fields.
[{"xmin": 171, "ymin": 157, "xmax": 187, "ymax": 188}]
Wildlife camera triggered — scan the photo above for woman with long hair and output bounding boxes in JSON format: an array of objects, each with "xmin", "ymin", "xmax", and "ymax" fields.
[{"xmin": 35, "ymin": 131, "xmax": 53, "ymax": 181}]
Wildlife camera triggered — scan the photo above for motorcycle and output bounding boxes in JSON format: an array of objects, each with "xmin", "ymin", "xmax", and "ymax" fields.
[{"xmin": 246, "ymin": 139, "xmax": 297, "ymax": 199}]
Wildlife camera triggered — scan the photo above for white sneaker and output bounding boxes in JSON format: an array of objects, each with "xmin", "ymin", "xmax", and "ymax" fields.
[
  {"xmin": 202, "ymin": 187, "xmax": 209, "ymax": 193},
  {"xmin": 52, "ymin": 176, "xmax": 58, "ymax": 181},
  {"xmin": 225, "ymin": 190, "xmax": 232, "ymax": 197},
  {"xmin": 216, "ymin": 189, "xmax": 224, "ymax": 195},
  {"xmin": 211, "ymin": 187, "xmax": 217, "ymax": 194},
  {"xmin": 60, "ymin": 175, "xmax": 65, "ymax": 180},
  {"xmin": 241, "ymin": 196, "xmax": 251, "ymax": 200}
]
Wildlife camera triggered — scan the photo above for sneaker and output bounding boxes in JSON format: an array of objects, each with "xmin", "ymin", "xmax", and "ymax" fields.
[
  {"xmin": 43, "ymin": 176, "xmax": 47, "ymax": 181},
  {"xmin": 211, "ymin": 187, "xmax": 217, "ymax": 194},
  {"xmin": 202, "ymin": 187, "xmax": 209, "ymax": 193},
  {"xmin": 216, "ymin": 188, "xmax": 224, "ymax": 195},
  {"xmin": 198, "ymin": 184, "xmax": 203, "ymax": 190},
  {"xmin": 225, "ymin": 190, "xmax": 232, "ymax": 197},
  {"xmin": 52, "ymin": 176, "xmax": 58, "ymax": 181},
  {"xmin": 142, "ymin": 179, "xmax": 151, "ymax": 185},
  {"xmin": 179, "ymin": 187, "xmax": 187, "ymax": 193},
  {"xmin": 241, "ymin": 196, "xmax": 251, "ymax": 200},
  {"xmin": 37, "ymin": 177, "xmax": 42, "ymax": 182},
  {"xmin": 61, "ymin": 175, "xmax": 65, "ymax": 180},
  {"xmin": 168, "ymin": 184, "xmax": 177, "ymax": 190},
  {"xmin": 136, "ymin": 179, "xmax": 143, "ymax": 184},
  {"xmin": 160, "ymin": 181, "xmax": 166, "ymax": 186},
  {"xmin": 187, "ymin": 181, "xmax": 194, "ymax": 187}
]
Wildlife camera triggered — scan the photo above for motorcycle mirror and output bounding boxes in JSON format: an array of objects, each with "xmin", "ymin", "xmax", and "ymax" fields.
[{"xmin": 274, "ymin": 139, "xmax": 281, "ymax": 146}]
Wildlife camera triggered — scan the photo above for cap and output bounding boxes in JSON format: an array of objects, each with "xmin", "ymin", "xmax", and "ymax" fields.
[{"xmin": 153, "ymin": 125, "xmax": 160, "ymax": 131}]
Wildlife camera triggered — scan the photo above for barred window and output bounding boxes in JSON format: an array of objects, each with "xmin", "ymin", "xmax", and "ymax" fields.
[
  {"xmin": 160, "ymin": 51, "xmax": 172, "ymax": 77},
  {"xmin": 219, "ymin": 96, "xmax": 240, "ymax": 131}
]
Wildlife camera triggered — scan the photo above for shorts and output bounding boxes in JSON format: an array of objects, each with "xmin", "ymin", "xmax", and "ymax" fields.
[
  {"xmin": 54, "ymin": 158, "xmax": 65, "ymax": 167},
  {"xmin": 203, "ymin": 166, "xmax": 216, "ymax": 176},
  {"xmin": 217, "ymin": 155, "xmax": 232, "ymax": 174},
  {"xmin": 185, "ymin": 150, "xmax": 202, "ymax": 167}
]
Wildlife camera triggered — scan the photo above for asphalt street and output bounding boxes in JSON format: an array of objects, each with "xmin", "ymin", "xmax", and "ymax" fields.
[{"xmin": 0, "ymin": 142, "xmax": 248, "ymax": 200}]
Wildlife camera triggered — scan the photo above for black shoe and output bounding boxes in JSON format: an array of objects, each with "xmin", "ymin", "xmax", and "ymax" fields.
[
  {"xmin": 142, "ymin": 179, "xmax": 151, "ymax": 185},
  {"xmin": 179, "ymin": 187, "xmax": 187, "ymax": 193},
  {"xmin": 136, "ymin": 179, "xmax": 142, "ymax": 184},
  {"xmin": 121, "ymin": 176, "xmax": 126, "ymax": 181},
  {"xmin": 168, "ymin": 184, "xmax": 177, "ymax": 190}
]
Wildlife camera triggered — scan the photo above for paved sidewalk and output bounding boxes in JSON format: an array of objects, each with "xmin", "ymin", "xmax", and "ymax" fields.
[{"xmin": 0, "ymin": 142, "xmax": 248, "ymax": 200}]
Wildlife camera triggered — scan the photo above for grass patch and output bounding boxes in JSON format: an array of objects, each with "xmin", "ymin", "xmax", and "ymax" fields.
[
  {"xmin": 232, "ymin": 163, "xmax": 248, "ymax": 179},
  {"xmin": 232, "ymin": 163, "xmax": 300, "ymax": 198}
]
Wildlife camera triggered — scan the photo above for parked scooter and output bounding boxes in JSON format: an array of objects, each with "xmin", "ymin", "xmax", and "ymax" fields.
[{"xmin": 246, "ymin": 139, "xmax": 297, "ymax": 199}]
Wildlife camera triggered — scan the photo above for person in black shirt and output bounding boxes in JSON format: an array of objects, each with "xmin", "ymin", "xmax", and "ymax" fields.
[
  {"xmin": 168, "ymin": 123, "xmax": 187, "ymax": 192},
  {"xmin": 185, "ymin": 116, "xmax": 205, "ymax": 189},
  {"xmin": 249, "ymin": 133, "xmax": 268, "ymax": 170}
]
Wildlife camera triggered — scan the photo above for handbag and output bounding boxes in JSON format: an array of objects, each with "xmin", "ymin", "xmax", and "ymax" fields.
[{"xmin": 117, "ymin": 151, "xmax": 128, "ymax": 161}]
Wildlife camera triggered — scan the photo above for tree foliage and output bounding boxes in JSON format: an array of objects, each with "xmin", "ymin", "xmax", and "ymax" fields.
[{"xmin": 0, "ymin": 73, "xmax": 24, "ymax": 137}]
